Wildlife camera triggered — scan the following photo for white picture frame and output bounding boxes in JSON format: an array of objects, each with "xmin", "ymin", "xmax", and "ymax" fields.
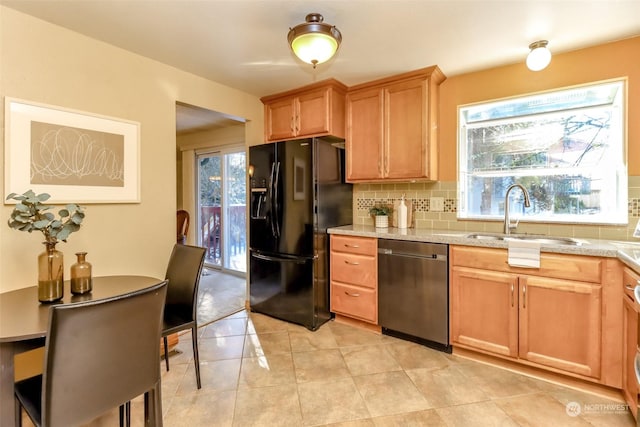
[{"xmin": 4, "ymin": 97, "xmax": 140, "ymax": 204}]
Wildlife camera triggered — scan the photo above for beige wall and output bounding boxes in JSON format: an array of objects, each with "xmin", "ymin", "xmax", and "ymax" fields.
[
  {"xmin": 0, "ymin": 6, "xmax": 263, "ymax": 292},
  {"xmin": 439, "ymin": 36, "xmax": 640, "ymax": 180}
]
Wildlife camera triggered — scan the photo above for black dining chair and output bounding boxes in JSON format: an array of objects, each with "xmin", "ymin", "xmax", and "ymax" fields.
[
  {"xmin": 162, "ymin": 243, "xmax": 206, "ymax": 389},
  {"xmin": 14, "ymin": 280, "xmax": 168, "ymax": 427}
]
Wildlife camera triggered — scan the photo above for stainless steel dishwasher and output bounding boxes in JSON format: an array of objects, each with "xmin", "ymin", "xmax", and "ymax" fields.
[{"xmin": 378, "ymin": 239, "xmax": 450, "ymax": 352}]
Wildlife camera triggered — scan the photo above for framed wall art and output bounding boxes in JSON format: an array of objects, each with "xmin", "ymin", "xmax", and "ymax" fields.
[
  {"xmin": 293, "ymin": 156, "xmax": 306, "ymax": 201},
  {"xmin": 4, "ymin": 97, "xmax": 140, "ymax": 204}
]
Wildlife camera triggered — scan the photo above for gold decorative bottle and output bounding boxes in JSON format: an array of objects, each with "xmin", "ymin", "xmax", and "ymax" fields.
[
  {"xmin": 38, "ymin": 241, "xmax": 64, "ymax": 303},
  {"xmin": 70, "ymin": 252, "xmax": 92, "ymax": 295}
]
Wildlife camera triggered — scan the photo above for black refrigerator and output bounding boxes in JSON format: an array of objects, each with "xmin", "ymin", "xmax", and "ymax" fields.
[{"xmin": 249, "ymin": 137, "xmax": 352, "ymax": 330}]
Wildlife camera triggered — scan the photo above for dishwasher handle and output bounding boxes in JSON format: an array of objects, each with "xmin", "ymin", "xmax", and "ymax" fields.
[{"xmin": 378, "ymin": 248, "xmax": 447, "ymax": 262}]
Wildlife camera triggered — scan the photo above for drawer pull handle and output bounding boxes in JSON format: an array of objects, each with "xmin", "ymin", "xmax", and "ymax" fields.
[
  {"xmin": 344, "ymin": 244, "xmax": 360, "ymax": 248},
  {"xmin": 345, "ymin": 291, "xmax": 360, "ymax": 297},
  {"xmin": 344, "ymin": 260, "xmax": 360, "ymax": 265},
  {"xmin": 511, "ymin": 284, "xmax": 514, "ymax": 307},
  {"xmin": 626, "ymin": 284, "xmax": 635, "ymax": 290}
]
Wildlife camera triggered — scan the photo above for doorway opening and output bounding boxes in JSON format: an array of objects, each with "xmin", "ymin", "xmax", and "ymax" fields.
[{"xmin": 176, "ymin": 101, "xmax": 247, "ymax": 324}]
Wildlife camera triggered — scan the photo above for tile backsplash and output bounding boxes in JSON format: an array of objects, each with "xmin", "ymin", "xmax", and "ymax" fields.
[{"xmin": 353, "ymin": 176, "xmax": 640, "ymax": 241}]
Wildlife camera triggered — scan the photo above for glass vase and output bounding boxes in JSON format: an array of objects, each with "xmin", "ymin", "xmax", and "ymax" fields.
[
  {"xmin": 38, "ymin": 241, "xmax": 64, "ymax": 303},
  {"xmin": 71, "ymin": 252, "xmax": 92, "ymax": 295}
]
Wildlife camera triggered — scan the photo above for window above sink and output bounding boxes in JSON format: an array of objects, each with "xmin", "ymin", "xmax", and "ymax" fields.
[{"xmin": 457, "ymin": 79, "xmax": 627, "ymax": 226}]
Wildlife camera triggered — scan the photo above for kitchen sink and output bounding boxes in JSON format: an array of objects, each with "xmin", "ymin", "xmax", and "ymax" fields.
[
  {"xmin": 464, "ymin": 233, "xmax": 585, "ymax": 246},
  {"xmin": 464, "ymin": 233, "xmax": 504, "ymax": 241}
]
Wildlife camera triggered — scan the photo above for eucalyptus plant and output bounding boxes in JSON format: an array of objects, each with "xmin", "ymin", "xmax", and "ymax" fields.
[{"xmin": 6, "ymin": 190, "xmax": 85, "ymax": 243}]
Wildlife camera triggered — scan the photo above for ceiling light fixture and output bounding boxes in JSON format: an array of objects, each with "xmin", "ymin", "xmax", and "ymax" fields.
[
  {"xmin": 288, "ymin": 13, "xmax": 342, "ymax": 69},
  {"xmin": 526, "ymin": 40, "xmax": 551, "ymax": 71}
]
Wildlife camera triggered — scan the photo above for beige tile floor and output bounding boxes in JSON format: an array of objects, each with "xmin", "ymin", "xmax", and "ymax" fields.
[
  {"xmin": 17, "ymin": 266, "xmax": 636, "ymax": 427},
  {"xmin": 196, "ymin": 268, "xmax": 246, "ymax": 325},
  {"xmin": 58, "ymin": 309, "xmax": 635, "ymax": 426}
]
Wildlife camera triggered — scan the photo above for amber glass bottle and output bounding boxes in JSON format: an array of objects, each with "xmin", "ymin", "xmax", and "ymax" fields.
[
  {"xmin": 70, "ymin": 252, "xmax": 92, "ymax": 295},
  {"xmin": 37, "ymin": 241, "xmax": 64, "ymax": 303}
]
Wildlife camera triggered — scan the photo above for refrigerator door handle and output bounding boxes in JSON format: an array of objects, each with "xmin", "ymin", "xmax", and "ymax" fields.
[
  {"xmin": 268, "ymin": 162, "xmax": 277, "ymax": 237},
  {"xmin": 272, "ymin": 161, "xmax": 281, "ymax": 238},
  {"xmin": 251, "ymin": 252, "xmax": 307, "ymax": 264}
]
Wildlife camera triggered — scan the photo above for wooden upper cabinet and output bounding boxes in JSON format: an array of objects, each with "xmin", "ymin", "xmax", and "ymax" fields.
[
  {"xmin": 345, "ymin": 87, "xmax": 384, "ymax": 180},
  {"xmin": 261, "ymin": 79, "xmax": 347, "ymax": 142},
  {"xmin": 385, "ymin": 78, "xmax": 428, "ymax": 179},
  {"xmin": 346, "ymin": 66, "xmax": 445, "ymax": 183},
  {"xmin": 263, "ymin": 97, "xmax": 296, "ymax": 142}
]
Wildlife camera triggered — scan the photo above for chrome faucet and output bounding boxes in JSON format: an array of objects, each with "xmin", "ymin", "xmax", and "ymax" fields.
[{"xmin": 503, "ymin": 184, "xmax": 531, "ymax": 235}]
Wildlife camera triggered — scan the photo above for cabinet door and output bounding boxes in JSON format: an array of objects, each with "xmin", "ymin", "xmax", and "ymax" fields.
[
  {"xmin": 384, "ymin": 78, "xmax": 428, "ymax": 179},
  {"xmin": 451, "ymin": 267, "xmax": 518, "ymax": 357},
  {"xmin": 346, "ymin": 87, "xmax": 384, "ymax": 181},
  {"xmin": 297, "ymin": 88, "xmax": 330, "ymax": 137},
  {"xmin": 623, "ymin": 294, "xmax": 639, "ymax": 419},
  {"xmin": 265, "ymin": 98, "xmax": 296, "ymax": 141},
  {"xmin": 518, "ymin": 276, "xmax": 602, "ymax": 378}
]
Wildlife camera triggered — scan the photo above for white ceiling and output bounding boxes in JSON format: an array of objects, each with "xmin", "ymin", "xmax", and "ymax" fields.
[
  {"xmin": 175, "ymin": 102, "xmax": 245, "ymax": 135},
  {"xmin": 3, "ymin": 0, "xmax": 640, "ymax": 129}
]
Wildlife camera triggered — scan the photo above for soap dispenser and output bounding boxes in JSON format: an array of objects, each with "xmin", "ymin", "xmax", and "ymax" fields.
[{"xmin": 397, "ymin": 194, "xmax": 408, "ymax": 229}]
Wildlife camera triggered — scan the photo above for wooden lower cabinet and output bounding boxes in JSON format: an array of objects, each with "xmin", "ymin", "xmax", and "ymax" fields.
[
  {"xmin": 330, "ymin": 235, "xmax": 378, "ymax": 324},
  {"xmin": 518, "ymin": 275, "xmax": 601, "ymax": 378},
  {"xmin": 451, "ymin": 267, "xmax": 518, "ymax": 357},
  {"xmin": 450, "ymin": 246, "xmax": 611, "ymax": 383},
  {"xmin": 622, "ymin": 267, "xmax": 640, "ymax": 419}
]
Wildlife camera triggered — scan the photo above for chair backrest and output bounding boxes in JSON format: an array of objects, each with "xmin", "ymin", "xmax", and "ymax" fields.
[
  {"xmin": 177, "ymin": 210, "xmax": 190, "ymax": 243},
  {"xmin": 42, "ymin": 280, "xmax": 168, "ymax": 427},
  {"xmin": 164, "ymin": 244, "xmax": 206, "ymax": 320}
]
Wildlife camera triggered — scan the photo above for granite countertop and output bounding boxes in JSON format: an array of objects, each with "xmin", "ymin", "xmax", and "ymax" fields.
[{"xmin": 328, "ymin": 224, "xmax": 640, "ymax": 273}]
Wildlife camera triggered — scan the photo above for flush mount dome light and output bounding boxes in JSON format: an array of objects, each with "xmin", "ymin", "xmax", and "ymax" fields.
[
  {"xmin": 526, "ymin": 40, "xmax": 552, "ymax": 71},
  {"xmin": 288, "ymin": 13, "xmax": 342, "ymax": 68}
]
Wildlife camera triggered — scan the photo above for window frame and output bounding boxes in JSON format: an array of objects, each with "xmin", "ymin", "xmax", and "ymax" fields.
[{"xmin": 457, "ymin": 78, "xmax": 628, "ymax": 225}]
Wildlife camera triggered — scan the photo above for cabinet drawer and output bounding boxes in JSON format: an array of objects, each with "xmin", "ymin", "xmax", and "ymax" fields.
[
  {"xmin": 331, "ymin": 235, "xmax": 377, "ymax": 256},
  {"xmin": 331, "ymin": 252, "xmax": 376, "ymax": 289},
  {"xmin": 451, "ymin": 246, "xmax": 603, "ymax": 283},
  {"xmin": 331, "ymin": 282, "xmax": 377, "ymax": 323}
]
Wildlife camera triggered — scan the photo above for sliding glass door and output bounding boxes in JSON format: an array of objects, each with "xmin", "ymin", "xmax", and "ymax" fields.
[{"xmin": 197, "ymin": 150, "xmax": 246, "ymax": 274}]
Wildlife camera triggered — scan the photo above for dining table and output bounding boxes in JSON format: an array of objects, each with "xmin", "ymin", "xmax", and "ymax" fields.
[{"xmin": 0, "ymin": 275, "xmax": 166, "ymax": 427}]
